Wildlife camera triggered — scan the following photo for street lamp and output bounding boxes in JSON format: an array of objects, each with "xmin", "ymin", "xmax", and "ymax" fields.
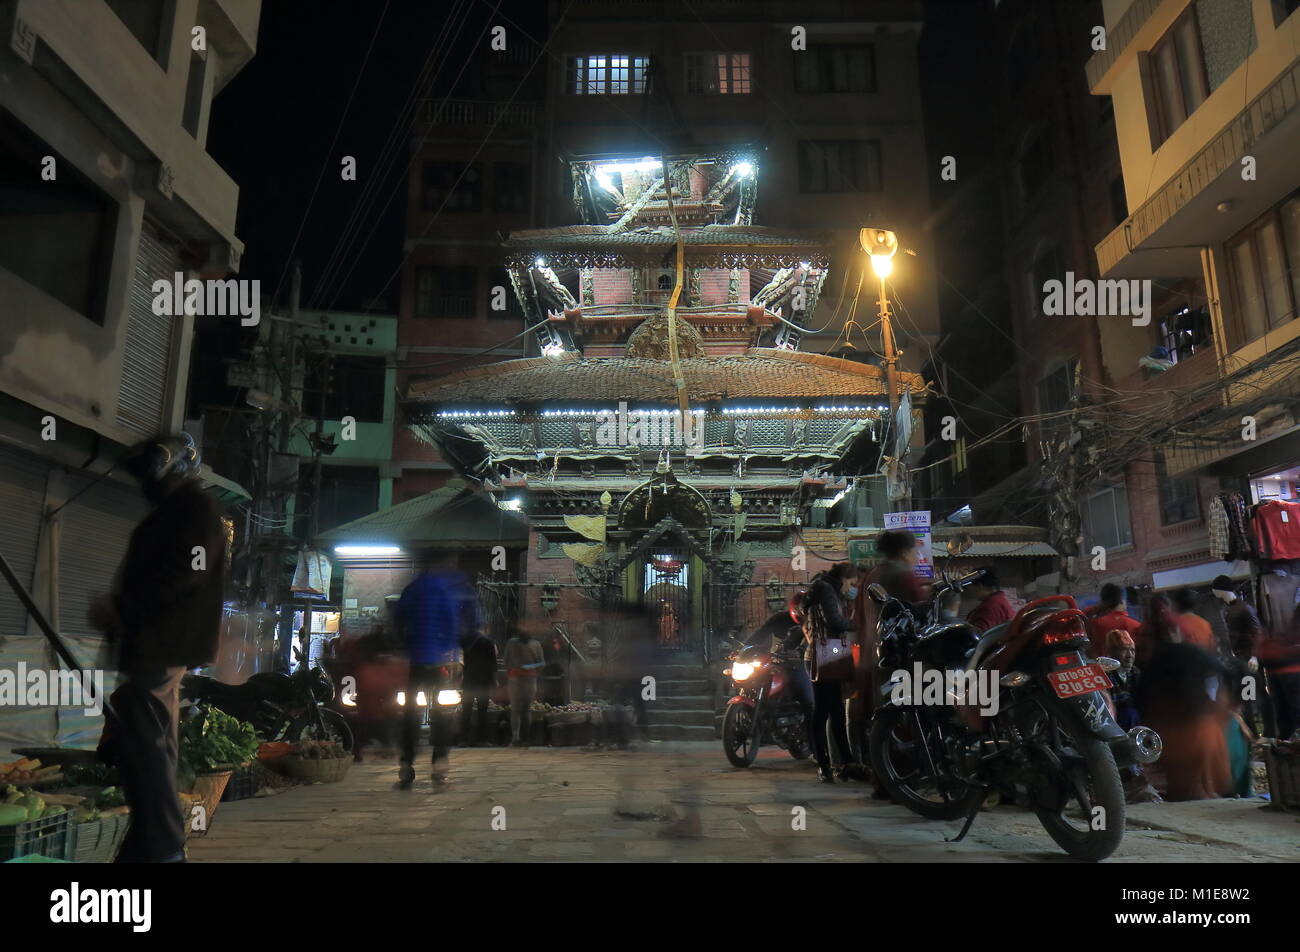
[{"xmin": 858, "ymin": 227, "xmax": 905, "ymax": 510}]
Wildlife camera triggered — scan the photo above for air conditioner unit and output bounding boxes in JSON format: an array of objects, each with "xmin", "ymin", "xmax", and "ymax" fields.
[
  {"xmin": 854, "ymin": 505, "xmax": 875, "ymax": 528},
  {"xmin": 809, "ymin": 506, "xmax": 829, "ymax": 529}
]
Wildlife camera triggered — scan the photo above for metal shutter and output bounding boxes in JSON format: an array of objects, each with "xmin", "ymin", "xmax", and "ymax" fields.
[
  {"xmin": 0, "ymin": 444, "xmax": 50, "ymax": 637},
  {"xmin": 117, "ymin": 219, "xmax": 181, "ymax": 436},
  {"xmin": 57, "ymin": 477, "xmax": 146, "ymax": 640}
]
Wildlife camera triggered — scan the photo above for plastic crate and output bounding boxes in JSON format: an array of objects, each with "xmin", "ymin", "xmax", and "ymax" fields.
[
  {"xmin": 221, "ymin": 763, "xmax": 257, "ymax": 802},
  {"xmin": 0, "ymin": 810, "xmax": 77, "ymax": 862},
  {"xmin": 72, "ymin": 814, "xmax": 131, "ymax": 863}
]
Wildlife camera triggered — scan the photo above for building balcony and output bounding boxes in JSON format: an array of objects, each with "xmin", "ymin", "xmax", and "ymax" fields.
[{"xmin": 417, "ymin": 98, "xmax": 540, "ymax": 129}]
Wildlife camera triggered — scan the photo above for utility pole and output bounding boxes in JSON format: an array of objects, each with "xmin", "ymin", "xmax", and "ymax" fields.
[{"xmin": 861, "ymin": 227, "xmax": 907, "ymax": 512}]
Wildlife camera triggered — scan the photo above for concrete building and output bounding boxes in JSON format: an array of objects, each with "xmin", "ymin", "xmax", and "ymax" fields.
[
  {"xmin": 0, "ymin": 0, "xmax": 260, "ymax": 747},
  {"xmin": 393, "ymin": 16, "xmax": 545, "ymax": 504},
  {"xmin": 1079, "ymin": 0, "xmax": 1300, "ymax": 594}
]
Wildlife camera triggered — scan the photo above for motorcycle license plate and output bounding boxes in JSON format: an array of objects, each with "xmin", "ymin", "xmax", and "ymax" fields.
[{"xmin": 1046, "ymin": 663, "xmax": 1112, "ymax": 699}]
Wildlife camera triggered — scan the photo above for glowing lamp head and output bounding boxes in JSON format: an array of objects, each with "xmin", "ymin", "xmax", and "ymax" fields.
[
  {"xmin": 732, "ymin": 161, "xmax": 754, "ymax": 178},
  {"xmin": 870, "ymin": 254, "xmax": 894, "ymax": 278},
  {"xmin": 437, "ymin": 689, "xmax": 462, "ymax": 706}
]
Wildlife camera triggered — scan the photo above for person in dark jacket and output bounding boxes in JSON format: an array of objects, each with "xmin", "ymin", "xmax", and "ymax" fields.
[
  {"xmin": 459, "ymin": 631, "xmax": 498, "ymax": 746},
  {"xmin": 803, "ymin": 562, "xmax": 857, "ymax": 783},
  {"xmin": 395, "ymin": 551, "xmax": 469, "ymax": 788},
  {"xmin": 92, "ymin": 433, "xmax": 226, "ymax": 863}
]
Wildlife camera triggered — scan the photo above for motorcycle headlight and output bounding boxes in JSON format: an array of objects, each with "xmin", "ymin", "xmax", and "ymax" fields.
[
  {"xmin": 731, "ymin": 662, "xmax": 756, "ymax": 682},
  {"xmin": 437, "ymin": 689, "xmax": 461, "ymax": 706}
]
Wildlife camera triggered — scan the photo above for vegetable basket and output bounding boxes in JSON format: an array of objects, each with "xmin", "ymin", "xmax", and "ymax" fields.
[
  {"xmin": 0, "ymin": 810, "xmax": 76, "ymax": 862},
  {"xmin": 280, "ymin": 756, "xmax": 350, "ymax": 783}
]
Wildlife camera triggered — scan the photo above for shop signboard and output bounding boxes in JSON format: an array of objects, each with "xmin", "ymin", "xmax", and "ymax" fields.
[{"xmin": 884, "ymin": 510, "xmax": 933, "ymax": 579}]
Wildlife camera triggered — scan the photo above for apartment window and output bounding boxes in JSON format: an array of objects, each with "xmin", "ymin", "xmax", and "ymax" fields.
[
  {"xmin": 567, "ymin": 55, "xmax": 650, "ymax": 95},
  {"xmin": 1225, "ymin": 192, "xmax": 1300, "ymax": 347},
  {"xmin": 1086, "ymin": 485, "xmax": 1133, "ymax": 550},
  {"xmin": 414, "ymin": 266, "xmax": 477, "ymax": 318},
  {"xmin": 181, "ymin": 50, "xmax": 207, "ymax": 139},
  {"xmin": 1155, "ymin": 452, "xmax": 1200, "ymax": 526},
  {"xmin": 796, "ymin": 140, "xmax": 882, "ymax": 193},
  {"xmin": 105, "ymin": 0, "xmax": 172, "ymax": 67},
  {"xmin": 951, "ymin": 436, "xmax": 968, "ymax": 477},
  {"xmin": 421, "ymin": 162, "xmax": 481, "ymax": 212},
  {"xmin": 1158, "ymin": 303, "xmax": 1213, "ymax": 363},
  {"xmin": 793, "ymin": 44, "xmax": 875, "ymax": 93},
  {"xmin": 1148, "ymin": 7, "xmax": 1209, "ymax": 146},
  {"xmin": 305, "ymin": 355, "xmax": 386, "ymax": 424},
  {"xmin": 491, "ymin": 163, "xmax": 529, "ymax": 214},
  {"xmin": 488, "ymin": 267, "xmax": 524, "ymax": 319},
  {"xmin": 0, "ymin": 110, "xmax": 117, "ymax": 325},
  {"xmin": 685, "ymin": 53, "xmax": 752, "ymax": 94}
]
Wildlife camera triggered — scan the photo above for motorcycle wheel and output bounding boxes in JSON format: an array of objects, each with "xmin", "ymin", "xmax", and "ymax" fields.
[
  {"xmin": 722, "ymin": 703, "xmax": 761, "ymax": 767},
  {"xmin": 1031, "ymin": 725, "xmax": 1124, "ymax": 863},
  {"xmin": 787, "ymin": 724, "xmax": 812, "ymax": 760},
  {"xmin": 290, "ymin": 709, "xmax": 355, "ymax": 753},
  {"xmin": 869, "ymin": 704, "xmax": 979, "ymax": 820}
]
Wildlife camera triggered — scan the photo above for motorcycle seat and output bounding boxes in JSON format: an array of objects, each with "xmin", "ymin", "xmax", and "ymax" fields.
[{"xmin": 966, "ymin": 621, "xmax": 1012, "ymax": 671}]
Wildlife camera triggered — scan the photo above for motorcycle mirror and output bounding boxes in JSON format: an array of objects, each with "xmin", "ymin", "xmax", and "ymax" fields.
[
  {"xmin": 867, "ymin": 583, "xmax": 889, "ymax": 604},
  {"xmin": 946, "ymin": 532, "xmax": 974, "ymax": 557}
]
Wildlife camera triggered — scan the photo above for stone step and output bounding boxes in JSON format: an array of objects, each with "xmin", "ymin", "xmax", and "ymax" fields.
[
  {"xmin": 646, "ymin": 723, "xmax": 716, "ymax": 742},
  {"xmin": 647, "ymin": 676, "xmax": 712, "ymax": 691},
  {"xmin": 652, "ymin": 694, "xmax": 715, "ymax": 710},
  {"xmin": 644, "ymin": 708, "xmax": 716, "ymax": 726}
]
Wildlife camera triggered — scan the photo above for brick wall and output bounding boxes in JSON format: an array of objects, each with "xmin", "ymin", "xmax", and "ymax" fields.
[{"xmin": 591, "ymin": 268, "xmax": 633, "ymax": 305}]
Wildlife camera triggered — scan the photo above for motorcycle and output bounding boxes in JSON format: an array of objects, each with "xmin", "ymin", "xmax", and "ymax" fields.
[
  {"xmin": 721, "ymin": 638, "xmax": 811, "ymax": 767},
  {"xmin": 867, "ymin": 542, "xmax": 1162, "ymax": 862},
  {"xmin": 182, "ymin": 650, "xmax": 355, "ymax": 752}
]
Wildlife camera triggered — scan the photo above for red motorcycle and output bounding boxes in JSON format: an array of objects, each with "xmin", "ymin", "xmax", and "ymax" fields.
[{"xmin": 721, "ymin": 640, "xmax": 811, "ymax": 767}]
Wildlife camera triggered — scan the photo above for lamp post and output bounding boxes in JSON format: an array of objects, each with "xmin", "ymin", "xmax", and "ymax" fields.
[{"xmin": 859, "ymin": 228, "xmax": 906, "ymax": 510}]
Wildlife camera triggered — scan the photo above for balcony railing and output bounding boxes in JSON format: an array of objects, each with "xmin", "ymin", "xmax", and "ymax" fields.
[{"xmin": 418, "ymin": 99, "xmax": 539, "ymax": 128}]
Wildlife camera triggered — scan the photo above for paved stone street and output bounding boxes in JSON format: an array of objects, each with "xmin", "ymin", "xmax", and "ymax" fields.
[{"xmin": 187, "ymin": 743, "xmax": 1300, "ymax": 863}]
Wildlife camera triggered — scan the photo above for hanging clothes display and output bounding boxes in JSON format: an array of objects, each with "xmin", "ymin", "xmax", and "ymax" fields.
[
  {"xmin": 1251, "ymin": 499, "xmax": 1300, "ymax": 560},
  {"xmin": 1257, "ymin": 569, "xmax": 1300, "ymax": 634},
  {"xmin": 1220, "ymin": 492, "xmax": 1253, "ymax": 562},
  {"xmin": 1207, "ymin": 494, "xmax": 1230, "ymax": 562}
]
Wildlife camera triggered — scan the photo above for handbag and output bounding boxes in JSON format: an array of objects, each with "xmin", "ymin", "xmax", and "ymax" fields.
[{"xmin": 808, "ymin": 602, "xmax": 855, "ymax": 682}]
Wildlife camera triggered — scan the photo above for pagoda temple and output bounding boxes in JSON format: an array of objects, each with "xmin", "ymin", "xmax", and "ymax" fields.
[{"xmin": 402, "ymin": 147, "xmax": 926, "ymax": 672}]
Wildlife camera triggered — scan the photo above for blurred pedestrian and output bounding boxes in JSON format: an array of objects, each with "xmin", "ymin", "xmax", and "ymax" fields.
[
  {"xmin": 1257, "ymin": 603, "xmax": 1300, "ymax": 741},
  {"xmin": 395, "ymin": 550, "xmax": 468, "ymax": 788},
  {"xmin": 1209, "ymin": 575, "xmax": 1266, "ymax": 734},
  {"xmin": 503, "ymin": 626, "xmax": 545, "ymax": 746},
  {"xmin": 1137, "ymin": 593, "xmax": 1180, "ymax": 669},
  {"xmin": 853, "ymin": 530, "xmax": 929, "ymax": 795},
  {"xmin": 1171, "ymin": 588, "xmax": 1216, "ymax": 654},
  {"xmin": 460, "ymin": 630, "xmax": 498, "ymax": 746},
  {"xmin": 1135, "ymin": 641, "xmax": 1231, "ymax": 801},
  {"xmin": 1084, "ymin": 583, "xmax": 1142, "ymax": 660},
  {"xmin": 92, "ymin": 434, "xmax": 225, "ymax": 863}
]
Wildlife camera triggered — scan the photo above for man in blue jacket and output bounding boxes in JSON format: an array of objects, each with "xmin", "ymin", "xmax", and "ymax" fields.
[{"xmin": 395, "ymin": 551, "xmax": 471, "ymax": 788}]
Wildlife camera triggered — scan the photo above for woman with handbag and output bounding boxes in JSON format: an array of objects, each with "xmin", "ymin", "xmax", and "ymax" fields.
[{"xmin": 804, "ymin": 562, "xmax": 858, "ymax": 782}]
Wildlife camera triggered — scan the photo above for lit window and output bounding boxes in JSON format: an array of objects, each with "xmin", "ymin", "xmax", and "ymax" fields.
[
  {"xmin": 568, "ymin": 55, "xmax": 650, "ymax": 95},
  {"xmin": 685, "ymin": 52, "xmax": 751, "ymax": 94}
]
